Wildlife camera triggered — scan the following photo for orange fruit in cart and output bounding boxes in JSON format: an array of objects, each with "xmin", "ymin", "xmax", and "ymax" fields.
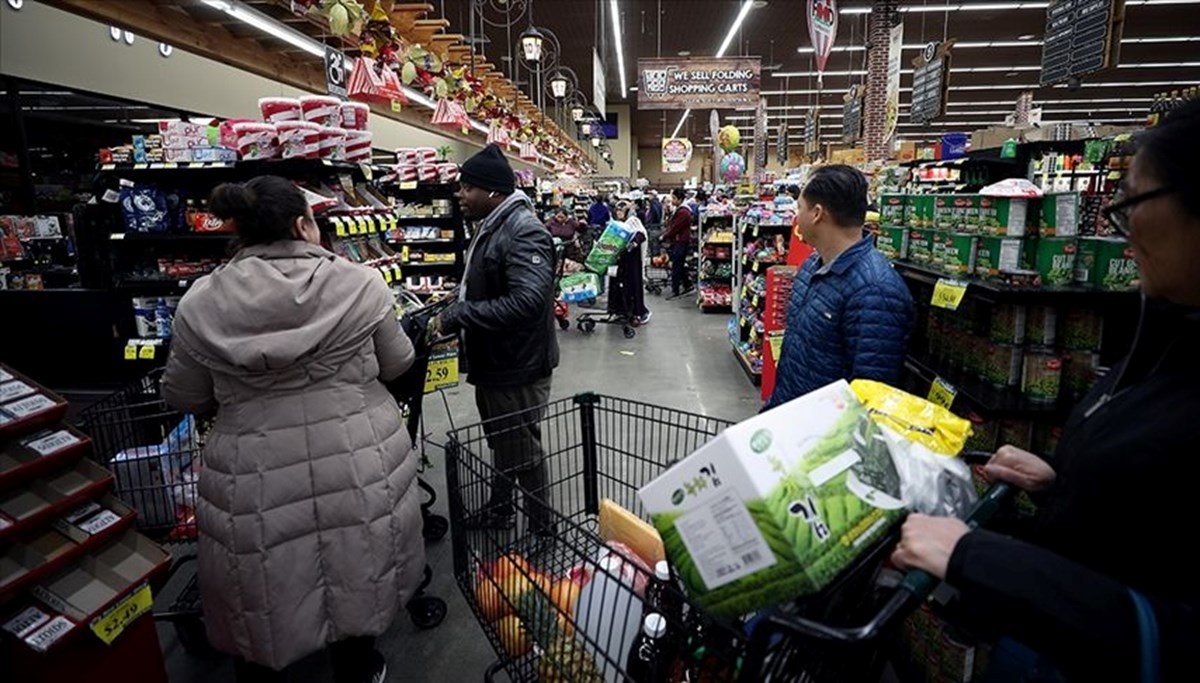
[{"xmin": 496, "ymin": 614, "xmax": 533, "ymax": 657}]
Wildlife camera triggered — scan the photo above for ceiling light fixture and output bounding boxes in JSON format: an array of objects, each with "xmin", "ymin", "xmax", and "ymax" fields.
[
  {"xmin": 678, "ymin": 50, "xmax": 691, "ymax": 57},
  {"xmin": 670, "ymin": 0, "xmax": 756, "ymax": 140},
  {"xmin": 1018, "ymin": 33, "xmax": 1036, "ymax": 40},
  {"xmin": 610, "ymin": 0, "xmax": 627, "ymax": 93}
]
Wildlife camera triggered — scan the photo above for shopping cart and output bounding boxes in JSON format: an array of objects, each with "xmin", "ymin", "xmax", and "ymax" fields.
[
  {"xmin": 643, "ymin": 223, "xmax": 669, "ymax": 296},
  {"xmin": 76, "ymin": 299, "xmax": 459, "ymax": 655},
  {"xmin": 445, "ymin": 395, "xmax": 1013, "ymax": 682}
]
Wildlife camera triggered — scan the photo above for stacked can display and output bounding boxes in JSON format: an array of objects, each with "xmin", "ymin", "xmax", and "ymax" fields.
[{"xmin": 873, "ymin": 192, "xmax": 1140, "ymax": 291}]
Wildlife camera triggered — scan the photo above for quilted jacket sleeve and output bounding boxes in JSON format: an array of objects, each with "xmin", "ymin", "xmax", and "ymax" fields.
[
  {"xmin": 373, "ymin": 317, "xmax": 415, "ymax": 382},
  {"xmin": 440, "ymin": 215, "xmax": 555, "ymax": 334},
  {"xmin": 162, "ymin": 341, "xmax": 216, "ymax": 417},
  {"xmin": 843, "ymin": 275, "xmax": 913, "ymax": 385}
]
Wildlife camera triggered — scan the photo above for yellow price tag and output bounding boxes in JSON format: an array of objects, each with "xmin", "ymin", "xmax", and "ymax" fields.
[
  {"xmin": 931, "ymin": 278, "xmax": 969, "ymax": 311},
  {"xmin": 133, "ymin": 163, "xmax": 148, "ymax": 170},
  {"xmin": 366, "ymin": 216, "xmax": 377, "ymax": 234},
  {"xmin": 90, "ymin": 583, "xmax": 153, "ymax": 646},
  {"xmin": 927, "ymin": 377, "xmax": 958, "ymax": 410},
  {"xmin": 123, "ymin": 345, "xmax": 137, "ymax": 360},
  {"xmin": 334, "ymin": 216, "xmax": 347, "ymax": 237},
  {"xmin": 399, "ymin": 181, "xmax": 417, "ymax": 190},
  {"xmin": 423, "ymin": 347, "xmax": 460, "ymax": 393},
  {"xmin": 767, "ymin": 331, "xmax": 785, "ymax": 362},
  {"xmin": 392, "ymin": 264, "xmax": 403, "ymax": 281},
  {"xmin": 380, "ymin": 266, "xmax": 393, "ymax": 283},
  {"xmin": 390, "ymin": 99, "xmax": 403, "ymax": 112},
  {"xmin": 139, "ymin": 345, "xmax": 156, "ymax": 360}
]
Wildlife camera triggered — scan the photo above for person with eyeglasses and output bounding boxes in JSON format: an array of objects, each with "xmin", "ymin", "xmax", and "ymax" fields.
[{"xmin": 890, "ymin": 102, "xmax": 1200, "ymax": 681}]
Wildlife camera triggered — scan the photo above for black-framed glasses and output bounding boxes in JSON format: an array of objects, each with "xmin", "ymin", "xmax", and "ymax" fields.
[{"xmin": 1102, "ymin": 186, "xmax": 1177, "ymax": 236}]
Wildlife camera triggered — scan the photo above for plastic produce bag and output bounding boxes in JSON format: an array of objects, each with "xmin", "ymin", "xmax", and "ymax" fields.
[
  {"xmin": 851, "ymin": 380, "xmax": 977, "ymax": 518},
  {"xmin": 584, "ymin": 220, "xmax": 634, "ymax": 274}
]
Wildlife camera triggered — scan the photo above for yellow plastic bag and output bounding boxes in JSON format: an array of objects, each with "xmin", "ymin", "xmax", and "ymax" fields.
[{"xmin": 850, "ymin": 380, "xmax": 972, "ymax": 456}]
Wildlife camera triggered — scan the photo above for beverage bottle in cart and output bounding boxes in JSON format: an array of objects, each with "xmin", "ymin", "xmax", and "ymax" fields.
[
  {"xmin": 626, "ymin": 613, "xmax": 672, "ymax": 683},
  {"xmin": 643, "ymin": 561, "xmax": 681, "ymax": 626}
]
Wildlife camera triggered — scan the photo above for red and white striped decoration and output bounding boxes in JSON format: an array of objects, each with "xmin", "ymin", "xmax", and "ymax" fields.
[{"xmin": 807, "ymin": 0, "xmax": 839, "ymax": 76}]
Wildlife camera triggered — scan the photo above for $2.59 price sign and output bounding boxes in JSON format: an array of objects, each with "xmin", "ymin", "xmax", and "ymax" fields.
[
  {"xmin": 423, "ymin": 346, "xmax": 460, "ymax": 394},
  {"xmin": 90, "ymin": 583, "xmax": 152, "ymax": 645}
]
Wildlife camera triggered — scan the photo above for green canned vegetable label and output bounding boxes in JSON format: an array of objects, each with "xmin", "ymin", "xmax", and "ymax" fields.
[{"xmin": 1032, "ymin": 237, "xmax": 1078, "ymax": 287}]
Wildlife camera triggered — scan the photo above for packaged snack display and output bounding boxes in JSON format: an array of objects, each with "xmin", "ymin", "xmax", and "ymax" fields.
[
  {"xmin": 908, "ymin": 228, "xmax": 933, "ymax": 264},
  {"xmin": 317, "ymin": 126, "xmax": 347, "ymax": 160},
  {"xmin": 950, "ymin": 195, "xmax": 982, "ymax": 233},
  {"xmin": 978, "ymin": 196, "xmax": 1029, "ymax": 237},
  {"xmin": 340, "ymin": 101, "xmax": 370, "ymax": 130},
  {"xmin": 934, "ymin": 196, "xmax": 956, "ymax": 231},
  {"xmin": 1031, "ymin": 237, "xmax": 1077, "ymax": 287},
  {"xmin": 1039, "ymin": 193, "xmax": 1079, "ymax": 237},
  {"xmin": 1021, "ymin": 350, "xmax": 1062, "ymax": 404},
  {"xmin": 225, "ymin": 122, "xmax": 279, "ymax": 160},
  {"xmin": 875, "ymin": 226, "xmax": 908, "ymax": 261},
  {"xmin": 1076, "ymin": 237, "xmax": 1139, "ymax": 291},
  {"xmin": 975, "ymin": 236, "xmax": 1031, "ymax": 279},
  {"xmin": 275, "ymin": 121, "xmax": 320, "ymax": 159},
  {"xmin": 299, "ymin": 95, "xmax": 342, "ymax": 126},
  {"xmin": 258, "ymin": 97, "xmax": 302, "ymax": 123},
  {"xmin": 909, "ymin": 195, "xmax": 935, "ymax": 228},
  {"xmin": 638, "ymin": 381, "xmax": 904, "ymax": 617},
  {"xmin": 880, "ymin": 194, "xmax": 906, "ymax": 226}
]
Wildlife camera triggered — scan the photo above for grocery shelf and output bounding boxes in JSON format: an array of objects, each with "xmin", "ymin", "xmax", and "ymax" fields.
[
  {"xmin": 904, "ymin": 354, "xmax": 1068, "ymax": 419},
  {"xmin": 893, "ymin": 261, "xmax": 1138, "ymax": 303},
  {"xmin": 387, "ymin": 238, "xmax": 457, "ymax": 245},
  {"xmin": 114, "ymin": 277, "xmax": 203, "ymax": 292},
  {"xmin": 109, "ymin": 232, "xmax": 232, "ymax": 242},
  {"xmin": 97, "ymin": 158, "xmax": 391, "ymax": 179},
  {"xmin": 403, "ymin": 261, "xmax": 457, "ymax": 267},
  {"xmin": 731, "ymin": 341, "xmax": 762, "ymax": 385}
]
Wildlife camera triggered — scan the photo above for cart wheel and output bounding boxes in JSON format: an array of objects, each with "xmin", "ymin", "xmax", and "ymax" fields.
[
  {"xmin": 558, "ymin": 317, "xmax": 570, "ymax": 330},
  {"xmin": 407, "ymin": 596, "xmax": 447, "ymax": 629},
  {"xmin": 423, "ymin": 513, "xmax": 449, "ymax": 542},
  {"xmin": 581, "ymin": 320, "xmax": 597, "ymax": 334},
  {"xmin": 623, "ymin": 326, "xmax": 636, "ymax": 339},
  {"xmin": 174, "ymin": 617, "xmax": 217, "ymax": 658}
]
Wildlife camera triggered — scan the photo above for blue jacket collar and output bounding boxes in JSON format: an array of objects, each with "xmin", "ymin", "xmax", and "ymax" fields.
[{"xmin": 814, "ymin": 233, "xmax": 873, "ymax": 276}]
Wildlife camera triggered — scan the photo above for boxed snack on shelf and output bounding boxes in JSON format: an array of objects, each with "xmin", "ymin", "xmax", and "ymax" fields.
[
  {"xmin": 340, "ymin": 101, "xmax": 370, "ymax": 130},
  {"xmin": 317, "ymin": 126, "xmax": 347, "ymax": 161},
  {"xmin": 299, "ymin": 95, "xmax": 342, "ymax": 126},
  {"xmin": 978, "ymin": 196, "xmax": 1029, "ymax": 237},
  {"xmin": 222, "ymin": 121, "xmax": 279, "ymax": 160},
  {"xmin": 1038, "ymin": 193, "xmax": 1080, "ymax": 237},
  {"xmin": 939, "ymin": 233, "xmax": 978, "ymax": 276},
  {"xmin": 276, "ymin": 120, "xmax": 320, "ymax": 159},
  {"xmin": 880, "ymin": 194, "xmax": 907, "ymax": 226},
  {"xmin": 258, "ymin": 97, "xmax": 302, "ymax": 123},
  {"xmin": 875, "ymin": 226, "xmax": 909, "ymax": 261}
]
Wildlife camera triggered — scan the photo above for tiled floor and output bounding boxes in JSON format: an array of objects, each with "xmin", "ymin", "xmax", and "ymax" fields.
[{"xmin": 158, "ymin": 292, "xmax": 763, "ymax": 682}]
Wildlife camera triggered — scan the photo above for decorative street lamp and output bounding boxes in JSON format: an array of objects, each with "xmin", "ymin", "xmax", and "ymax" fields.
[
  {"xmin": 520, "ymin": 25, "xmax": 545, "ymax": 63},
  {"xmin": 549, "ymin": 71, "xmax": 569, "ymax": 98},
  {"xmin": 570, "ymin": 104, "xmax": 585, "ymax": 121}
]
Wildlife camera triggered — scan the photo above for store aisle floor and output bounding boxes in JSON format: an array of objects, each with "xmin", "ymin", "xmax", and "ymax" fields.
[{"xmin": 157, "ymin": 293, "xmax": 762, "ymax": 682}]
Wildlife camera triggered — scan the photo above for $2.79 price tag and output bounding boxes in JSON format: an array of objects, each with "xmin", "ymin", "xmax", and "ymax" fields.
[
  {"xmin": 90, "ymin": 583, "xmax": 152, "ymax": 645},
  {"xmin": 930, "ymin": 278, "xmax": 969, "ymax": 311}
]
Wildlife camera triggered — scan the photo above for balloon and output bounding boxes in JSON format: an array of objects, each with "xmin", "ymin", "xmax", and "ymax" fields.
[
  {"xmin": 717, "ymin": 125, "xmax": 741, "ymax": 153},
  {"xmin": 720, "ymin": 152, "xmax": 745, "ymax": 183}
]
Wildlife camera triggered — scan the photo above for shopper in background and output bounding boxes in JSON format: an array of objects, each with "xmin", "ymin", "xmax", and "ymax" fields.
[
  {"xmin": 892, "ymin": 100, "xmax": 1200, "ymax": 683},
  {"xmin": 607, "ymin": 200, "xmax": 651, "ymax": 324},
  {"xmin": 588, "ymin": 193, "xmax": 611, "ymax": 228},
  {"xmin": 785, "ymin": 184, "xmax": 802, "ymax": 202},
  {"xmin": 660, "ymin": 187, "xmax": 694, "ymax": 297},
  {"xmin": 162, "ymin": 175, "xmax": 420, "ymax": 683},
  {"xmin": 544, "ymin": 208, "xmax": 580, "ymax": 242},
  {"xmin": 764, "ymin": 164, "xmax": 913, "ymax": 409},
  {"xmin": 647, "ymin": 189, "xmax": 664, "ymax": 228},
  {"xmin": 435, "ymin": 144, "xmax": 559, "ymax": 534}
]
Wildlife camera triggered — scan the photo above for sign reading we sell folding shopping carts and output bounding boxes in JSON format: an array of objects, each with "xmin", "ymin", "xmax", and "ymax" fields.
[{"xmin": 637, "ymin": 57, "xmax": 762, "ymax": 111}]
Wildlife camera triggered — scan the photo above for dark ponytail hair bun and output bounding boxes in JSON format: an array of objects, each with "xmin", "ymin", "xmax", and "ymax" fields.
[{"xmin": 209, "ymin": 175, "xmax": 308, "ymax": 246}]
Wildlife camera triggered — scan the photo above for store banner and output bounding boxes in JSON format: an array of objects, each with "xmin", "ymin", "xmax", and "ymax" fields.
[
  {"xmin": 661, "ymin": 138, "xmax": 694, "ymax": 173},
  {"xmin": 593, "ymin": 48, "xmax": 607, "ymax": 117},
  {"xmin": 637, "ymin": 57, "xmax": 762, "ymax": 111},
  {"xmin": 807, "ymin": 0, "xmax": 839, "ymax": 77},
  {"xmin": 885, "ymin": 21, "xmax": 904, "ymax": 143},
  {"xmin": 754, "ymin": 97, "xmax": 768, "ymax": 172}
]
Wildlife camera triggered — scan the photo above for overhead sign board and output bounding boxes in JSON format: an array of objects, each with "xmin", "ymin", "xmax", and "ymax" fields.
[
  {"xmin": 911, "ymin": 41, "xmax": 953, "ymax": 124},
  {"xmin": 842, "ymin": 85, "xmax": 864, "ymax": 144},
  {"xmin": 637, "ymin": 57, "xmax": 762, "ymax": 111},
  {"xmin": 593, "ymin": 48, "xmax": 607, "ymax": 117},
  {"xmin": 325, "ymin": 46, "xmax": 348, "ymax": 99},
  {"xmin": 1040, "ymin": 0, "xmax": 1125, "ymax": 86}
]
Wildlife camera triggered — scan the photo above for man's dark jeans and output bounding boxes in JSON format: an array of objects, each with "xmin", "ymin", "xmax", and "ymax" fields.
[{"xmin": 668, "ymin": 242, "xmax": 690, "ymax": 296}]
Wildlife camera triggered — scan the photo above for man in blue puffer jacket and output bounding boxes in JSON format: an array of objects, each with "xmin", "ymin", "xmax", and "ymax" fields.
[{"xmin": 764, "ymin": 165, "xmax": 914, "ymax": 409}]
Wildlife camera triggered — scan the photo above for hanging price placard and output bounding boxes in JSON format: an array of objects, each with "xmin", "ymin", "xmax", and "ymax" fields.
[
  {"xmin": 90, "ymin": 584, "xmax": 153, "ymax": 645},
  {"xmin": 927, "ymin": 377, "xmax": 958, "ymax": 409},
  {"xmin": 423, "ymin": 345, "xmax": 460, "ymax": 393},
  {"xmin": 766, "ymin": 331, "xmax": 785, "ymax": 367},
  {"xmin": 931, "ymin": 278, "xmax": 968, "ymax": 310}
]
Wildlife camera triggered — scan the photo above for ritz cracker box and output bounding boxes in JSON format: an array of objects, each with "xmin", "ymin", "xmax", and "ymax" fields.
[{"xmin": 637, "ymin": 381, "xmax": 904, "ymax": 618}]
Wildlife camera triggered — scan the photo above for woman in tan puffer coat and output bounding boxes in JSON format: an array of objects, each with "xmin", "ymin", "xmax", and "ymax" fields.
[{"xmin": 162, "ymin": 176, "xmax": 423, "ymax": 683}]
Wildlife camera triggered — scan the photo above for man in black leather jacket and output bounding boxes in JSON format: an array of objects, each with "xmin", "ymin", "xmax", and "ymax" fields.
[{"xmin": 436, "ymin": 144, "xmax": 559, "ymax": 533}]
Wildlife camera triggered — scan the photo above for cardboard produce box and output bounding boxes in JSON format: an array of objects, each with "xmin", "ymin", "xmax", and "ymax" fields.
[{"xmin": 638, "ymin": 381, "xmax": 904, "ymax": 618}]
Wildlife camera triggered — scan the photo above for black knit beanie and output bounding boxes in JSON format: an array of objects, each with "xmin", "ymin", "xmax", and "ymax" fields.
[{"xmin": 460, "ymin": 143, "xmax": 515, "ymax": 195}]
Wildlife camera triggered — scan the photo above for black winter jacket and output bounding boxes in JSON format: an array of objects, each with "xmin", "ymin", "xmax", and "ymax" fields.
[
  {"xmin": 440, "ymin": 192, "xmax": 559, "ymax": 388},
  {"xmin": 946, "ymin": 298, "xmax": 1200, "ymax": 682}
]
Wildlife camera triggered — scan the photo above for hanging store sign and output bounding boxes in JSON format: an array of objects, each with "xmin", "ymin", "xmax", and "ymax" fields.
[
  {"xmin": 754, "ymin": 97, "xmax": 768, "ymax": 172},
  {"xmin": 911, "ymin": 41, "xmax": 953, "ymax": 124},
  {"xmin": 661, "ymin": 137, "xmax": 694, "ymax": 173},
  {"xmin": 777, "ymin": 122, "xmax": 789, "ymax": 164},
  {"xmin": 593, "ymin": 48, "xmax": 608, "ymax": 117},
  {"xmin": 807, "ymin": 0, "xmax": 839, "ymax": 76},
  {"xmin": 884, "ymin": 21, "xmax": 904, "ymax": 142},
  {"xmin": 842, "ymin": 85, "xmax": 864, "ymax": 144},
  {"xmin": 637, "ymin": 57, "xmax": 762, "ymax": 111},
  {"xmin": 325, "ymin": 46, "xmax": 348, "ymax": 99},
  {"xmin": 804, "ymin": 106, "xmax": 821, "ymax": 156},
  {"xmin": 1039, "ymin": 0, "xmax": 1125, "ymax": 86}
]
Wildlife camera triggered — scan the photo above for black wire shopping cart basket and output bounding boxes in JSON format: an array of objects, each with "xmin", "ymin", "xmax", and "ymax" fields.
[{"xmin": 445, "ymin": 394, "xmax": 1012, "ymax": 682}]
